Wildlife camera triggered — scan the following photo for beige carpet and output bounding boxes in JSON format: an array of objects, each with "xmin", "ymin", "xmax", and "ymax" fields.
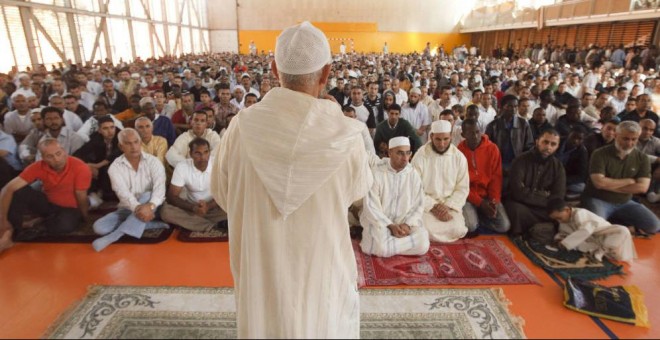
[{"xmin": 45, "ymin": 286, "xmax": 526, "ymax": 339}]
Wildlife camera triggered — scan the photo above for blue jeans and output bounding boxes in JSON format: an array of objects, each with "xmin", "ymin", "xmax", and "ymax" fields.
[
  {"xmin": 566, "ymin": 182, "xmax": 585, "ymax": 194},
  {"xmin": 462, "ymin": 202, "xmax": 511, "ymax": 233},
  {"xmin": 92, "ymin": 192, "xmax": 168, "ymax": 251},
  {"xmin": 581, "ymin": 196, "xmax": 660, "ymax": 234}
]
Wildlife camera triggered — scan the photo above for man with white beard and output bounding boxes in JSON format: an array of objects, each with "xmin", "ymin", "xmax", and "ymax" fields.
[{"xmin": 581, "ymin": 121, "xmax": 660, "ymax": 236}]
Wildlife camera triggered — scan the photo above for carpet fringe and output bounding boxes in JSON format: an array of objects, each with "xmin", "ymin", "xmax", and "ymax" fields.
[
  {"xmin": 495, "ymin": 239, "xmax": 541, "ymax": 285},
  {"xmin": 41, "ymin": 285, "xmax": 103, "ymax": 339},
  {"xmin": 492, "ymin": 287, "xmax": 527, "ymax": 339}
]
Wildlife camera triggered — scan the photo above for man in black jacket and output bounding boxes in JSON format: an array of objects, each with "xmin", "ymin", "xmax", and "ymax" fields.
[
  {"xmin": 99, "ymin": 79, "xmax": 129, "ymax": 114},
  {"xmin": 504, "ymin": 128, "xmax": 566, "ymax": 236},
  {"xmin": 73, "ymin": 116, "xmax": 122, "ymax": 205}
]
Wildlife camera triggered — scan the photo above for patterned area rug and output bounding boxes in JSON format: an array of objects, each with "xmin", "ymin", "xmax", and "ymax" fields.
[
  {"xmin": 17, "ymin": 203, "xmax": 173, "ymax": 244},
  {"xmin": 45, "ymin": 286, "xmax": 526, "ymax": 339},
  {"xmin": 353, "ymin": 239, "xmax": 539, "ymax": 287},
  {"xmin": 512, "ymin": 237, "xmax": 624, "ymax": 280},
  {"xmin": 176, "ymin": 220, "xmax": 228, "ymax": 242}
]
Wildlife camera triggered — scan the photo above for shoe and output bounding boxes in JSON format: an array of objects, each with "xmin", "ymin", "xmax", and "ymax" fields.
[
  {"xmin": 89, "ymin": 192, "xmax": 103, "ymax": 210},
  {"xmin": 13, "ymin": 225, "xmax": 48, "ymax": 242},
  {"xmin": 646, "ymin": 192, "xmax": 660, "ymax": 203}
]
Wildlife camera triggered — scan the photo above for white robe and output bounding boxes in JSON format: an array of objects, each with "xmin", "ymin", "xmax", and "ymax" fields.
[
  {"xmin": 211, "ymin": 87, "xmax": 373, "ymax": 339},
  {"xmin": 557, "ymin": 208, "xmax": 637, "ymax": 262},
  {"xmin": 360, "ymin": 161, "xmax": 429, "ymax": 258},
  {"xmin": 411, "ymin": 142, "xmax": 470, "ymax": 242}
]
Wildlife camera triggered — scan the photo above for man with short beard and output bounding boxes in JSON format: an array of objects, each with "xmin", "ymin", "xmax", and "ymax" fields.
[
  {"xmin": 504, "ymin": 129, "xmax": 565, "ymax": 236},
  {"xmin": 171, "ymin": 92, "xmax": 196, "ymax": 134},
  {"xmin": 412, "ymin": 120, "xmax": 470, "ymax": 242},
  {"xmin": 38, "ymin": 106, "xmax": 85, "ymax": 157},
  {"xmin": 401, "ymin": 87, "xmax": 431, "ymax": 144},
  {"xmin": 582, "ymin": 121, "xmax": 659, "ymax": 235}
]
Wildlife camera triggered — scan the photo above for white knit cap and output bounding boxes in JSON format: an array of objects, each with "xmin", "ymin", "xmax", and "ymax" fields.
[
  {"xmin": 431, "ymin": 120, "xmax": 452, "ymax": 134},
  {"xmin": 409, "ymin": 87, "xmax": 422, "ymax": 95},
  {"xmin": 275, "ymin": 21, "xmax": 331, "ymax": 75},
  {"xmin": 389, "ymin": 136, "xmax": 410, "ymax": 149}
]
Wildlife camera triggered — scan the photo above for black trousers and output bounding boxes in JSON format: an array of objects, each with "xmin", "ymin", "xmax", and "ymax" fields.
[
  {"xmin": 0, "ymin": 157, "xmax": 18, "ymax": 189},
  {"xmin": 504, "ymin": 200, "xmax": 555, "ymax": 236},
  {"xmin": 8, "ymin": 186, "xmax": 82, "ymax": 234}
]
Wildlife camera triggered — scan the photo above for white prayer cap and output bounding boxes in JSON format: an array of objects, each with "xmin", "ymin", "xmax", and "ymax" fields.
[
  {"xmin": 348, "ymin": 70, "xmax": 358, "ymax": 79},
  {"xmin": 241, "ymin": 72, "xmax": 251, "ymax": 79},
  {"xmin": 17, "ymin": 73, "xmax": 29, "ymax": 80},
  {"xmin": 233, "ymin": 85, "xmax": 246, "ymax": 93},
  {"xmin": 389, "ymin": 136, "xmax": 410, "ymax": 149},
  {"xmin": 30, "ymin": 107, "xmax": 42, "ymax": 114},
  {"xmin": 409, "ymin": 87, "xmax": 422, "ymax": 95},
  {"xmin": 130, "ymin": 73, "xmax": 140, "ymax": 79},
  {"xmin": 139, "ymin": 96, "xmax": 155, "ymax": 108},
  {"xmin": 431, "ymin": 120, "xmax": 452, "ymax": 134},
  {"xmin": 275, "ymin": 21, "xmax": 331, "ymax": 75}
]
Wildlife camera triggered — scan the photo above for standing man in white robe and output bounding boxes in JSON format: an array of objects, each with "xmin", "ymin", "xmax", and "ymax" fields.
[
  {"xmin": 547, "ymin": 198, "xmax": 636, "ymax": 262},
  {"xmin": 412, "ymin": 120, "xmax": 470, "ymax": 242},
  {"xmin": 360, "ymin": 137, "xmax": 430, "ymax": 257},
  {"xmin": 210, "ymin": 21, "xmax": 372, "ymax": 339}
]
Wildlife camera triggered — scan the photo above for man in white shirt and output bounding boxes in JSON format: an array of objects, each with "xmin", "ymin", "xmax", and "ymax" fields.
[
  {"xmin": 166, "ymin": 111, "xmax": 221, "ymax": 168},
  {"xmin": 161, "ymin": 138, "xmax": 226, "ymax": 231},
  {"xmin": 478, "ymin": 93, "xmax": 497, "ymax": 128},
  {"xmin": 49, "ymin": 95, "xmax": 83, "ymax": 132},
  {"xmin": 401, "ymin": 87, "xmax": 431, "ymax": 144},
  {"xmin": 392, "ymin": 78, "xmax": 408, "ymax": 105},
  {"xmin": 92, "ymin": 128, "xmax": 168, "ymax": 252},
  {"xmin": 532, "ymin": 90, "xmax": 561, "ymax": 125},
  {"xmin": 453, "ymin": 85, "xmax": 469, "ymax": 107},
  {"xmin": 360, "ymin": 136, "xmax": 430, "ymax": 257},
  {"xmin": 429, "ymin": 85, "xmax": 457, "ymax": 121},
  {"xmin": 349, "ymin": 86, "xmax": 376, "ymax": 133},
  {"xmin": 610, "ymin": 87, "xmax": 628, "ymax": 114},
  {"xmin": 412, "ymin": 120, "xmax": 470, "ymax": 242}
]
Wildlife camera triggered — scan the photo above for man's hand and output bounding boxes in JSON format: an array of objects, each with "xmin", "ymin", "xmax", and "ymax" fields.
[
  {"xmin": 193, "ymin": 200, "xmax": 209, "ymax": 216},
  {"xmin": 135, "ymin": 204, "xmax": 155, "ymax": 222},
  {"xmin": 387, "ymin": 224, "xmax": 411, "ymax": 238},
  {"xmin": 416, "ymin": 127, "xmax": 425, "ymax": 136},
  {"xmin": 431, "ymin": 203, "xmax": 453, "ymax": 222},
  {"xmin": 479, "ymin": 199, "xmax": 497, "ymax": 219},
  {"xmin": 88, "ymin": 164, "xmax": 99, "ymax": 178}
]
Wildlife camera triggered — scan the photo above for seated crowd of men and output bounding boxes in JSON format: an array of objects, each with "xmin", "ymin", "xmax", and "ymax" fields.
[{"xmin": 0, "ymin": 49, "xmax": 658, "ymax": 261}]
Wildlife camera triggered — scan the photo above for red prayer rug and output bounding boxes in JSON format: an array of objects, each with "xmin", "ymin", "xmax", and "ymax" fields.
[{"xmin": 354, "ymin": 238, "xmax": 539, "ymax": 287}]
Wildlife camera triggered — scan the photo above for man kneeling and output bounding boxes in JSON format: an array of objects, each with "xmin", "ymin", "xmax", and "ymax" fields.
[
  {"xmin": 360, "ymin": 137, "xmax": 430, "ymax": 257},
  {"xmin": 547, "ymin": 198, "xmax": 636, "ymax": 262},
  {"xmin": 161, "ymin": 138, "xmax": 226, "ymax": 231},
  {"xmin": 92, "ymin": 128, "xmax": 168, "ymax": 251}
]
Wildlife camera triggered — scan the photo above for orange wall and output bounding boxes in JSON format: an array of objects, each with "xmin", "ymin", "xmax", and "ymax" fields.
[{"xmin": 238, "ymin": 30, "xmax": 470, "ymax": 55}]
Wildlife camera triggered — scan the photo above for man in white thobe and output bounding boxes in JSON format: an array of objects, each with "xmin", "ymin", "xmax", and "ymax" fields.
[
  {"xmin": 360, "ymin": 137, "xmax": 430, "ymax": 257},
  {"xmin": 210, "ymin": 22, "xmax": 372, "ymax": 339},
  {"xmin": 401, "ymin": 87, "xmax": 431, "ymax": 144},
  {"xmin": 412, "ymin": 120, "xmax": 470, "ymax": 242},
  {"xmin": 548, "ymin": 198, "xmax": 636, "ymax": 262}
]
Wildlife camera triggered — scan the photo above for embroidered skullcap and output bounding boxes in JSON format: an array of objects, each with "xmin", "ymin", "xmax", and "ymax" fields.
[
  {"xmin": 17, "ymin": 73, "xmax": 29, "ymax": 80},
  {"xmin": 275, "ymin": 21, "xmax": 331, "ymax": 75},
  {"xmin": 431, "ymin": 120, "xmax": 452, "ymax": 134},
  {"xmin": 409, "ymin": 87, "xmax": 422, "ymax": 95},
  {"xmin": 389, "ymin": 136, "xmax": 410, "ymax": 149}
]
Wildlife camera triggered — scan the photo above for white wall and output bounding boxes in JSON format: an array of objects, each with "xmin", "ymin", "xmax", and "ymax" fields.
[
  {"xmin": 210, "ymin": 30, "xmax": 239, "ymax": 52},
  {"xmin": 207, "ymin": 0, "xmax": 475, "ymax": 52}
]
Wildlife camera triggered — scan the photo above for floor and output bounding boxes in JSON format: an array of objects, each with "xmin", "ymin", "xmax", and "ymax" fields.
[{"xmin": 0, "ymin": 231, "xmax": 658, "ymax": 339}]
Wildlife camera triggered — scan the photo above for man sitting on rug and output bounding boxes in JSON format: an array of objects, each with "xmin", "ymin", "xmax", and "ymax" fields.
[
  {"xmin": 547, "ymin": 198, "xmax": 636, "ymax": 263},
  {"xmin": 161, "ymin": 138, "xmax": 226, "ymax": 232},
  {"xmin": 581, "ymin": 121, "xmax": 660, "ymax": 236},
  {"xmin": 92, "ymin": 128, "xmax": 168, "ymax": 252},
  {"xmin": 360, "ymin": 136, "xmax": 430, "ymax": 257},
  {"xmin": 73, "ymin": 116, "xmax": 122, "ymax": 207},
  {"xmin": 135, "ymin": 117, "xmax": 168, "ymax": 167},
  {"xmin": 504, "ymin": 128, "xmax": 565, "ymax": 236},
  {"xmin": 457, "ymin": 118, "xmax": 510, "ymax": 234},
  {"xmin": 412, "ymin": 120, "xmax": 470, "ymax": 242},
  {"xmin": 0, "ymin": 138, "xmax": 92, "ymax": 252},
  {"xmin": 165, "ymin": 111, "xmax": 221, "ymax": 168}
]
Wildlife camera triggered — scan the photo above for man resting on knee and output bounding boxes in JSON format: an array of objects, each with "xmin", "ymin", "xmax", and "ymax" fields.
[
  {"xmin": 161, "ymin": 138, "xmax": 226, "ymax": 232},
  {"xmin": 92, "ymin": 128, "xmax": 168, "ymax": 251},
  {"xmin": 0, "ymin": 138, "xmax": 91, "ymax": 253},
  {"xmin": 360, "ymin": 137, "xmax": 430, "ymax": 257}
]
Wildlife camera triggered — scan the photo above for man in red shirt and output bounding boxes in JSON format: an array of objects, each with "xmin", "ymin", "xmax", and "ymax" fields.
[
  {"xmin": 457, "ymin": 118, "xmax": 510, "ymax": 235},
  {"xmin": 0, "ymin": 138, "xmax": 92, "ymax": 252}
]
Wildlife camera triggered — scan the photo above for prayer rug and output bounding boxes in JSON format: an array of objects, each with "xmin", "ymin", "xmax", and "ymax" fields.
[
  {"xmin": 17, "ymin": 202, "xmax": 173, "ymax": 244},
  {"xmin": 353, "ymin": 239, "xmax": 539, "ymax": 287},
  {"xmin": 45, "ymin": 286, "xmax": 526, "ymax": 339},
  {"xmin": 176, "ymin": 220, "xmax": 228, "ymax": 242},
  {"xmin": 512, "ymin": 237, "xmax": 624, "ymax": 280}
]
